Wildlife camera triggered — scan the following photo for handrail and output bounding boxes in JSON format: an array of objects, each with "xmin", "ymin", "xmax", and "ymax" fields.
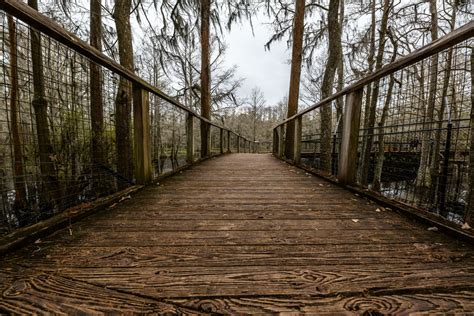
[
  {"xmin": 274, "ymin": 20, "xmax": 474, "ymax": 128},
  {"xmin": 272, "ymin": 21, "xmax": 473, "ymax": 230},
  {"xmin": 0, "ymin": 0, "xmax": 252, "ymax": 142}
]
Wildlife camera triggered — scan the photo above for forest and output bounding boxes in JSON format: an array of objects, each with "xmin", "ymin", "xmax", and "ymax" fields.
[{"xmin": 0, "ymin": 0, "xmax": 473, "ymax": 234}]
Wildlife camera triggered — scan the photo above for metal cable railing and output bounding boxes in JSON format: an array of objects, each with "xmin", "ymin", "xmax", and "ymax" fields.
[
  {"xmin": 274, "ymin": 21, "xmax": 474, "ymax": 228},
  {"xmin": 0, "ymin": 1, "xmax": 257, "ymax": 236}
]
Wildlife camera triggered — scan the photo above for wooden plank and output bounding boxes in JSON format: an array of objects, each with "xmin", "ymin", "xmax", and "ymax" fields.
[
  {"xmin": 338, "ymin": 88, "xmax": 363, "ymax": 185},
  {"xmin": 23, "ymin": 265, "xmax": 474, "ymax": 299},
  {"xmin": 0, "ymin": 270, "xmax": 200, "ymax": 314},
  {"xmin": 167, "ymin": 292, "xmax": 474, "ymax": 314}
]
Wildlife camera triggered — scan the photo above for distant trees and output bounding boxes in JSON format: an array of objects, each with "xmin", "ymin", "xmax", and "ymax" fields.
[{"xmin": 248, "ymin": 87, "xmax": 266, "ymax": 141}]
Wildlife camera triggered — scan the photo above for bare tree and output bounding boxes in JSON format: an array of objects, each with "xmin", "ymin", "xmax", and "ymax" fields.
[
  {"xmin": 248, "ymin": 87, "xmax": 266, "ymax": 141},
  {"xmin": 359, "ymin": 0, "xmax": 392, "ymax": 185},
  {"xmin": 416, "ymin": 0, "xmax": 439, "ymax": 189},
  {"xmin": 373, "ymin": 30, "xmax": 398, "ymax": 191}
]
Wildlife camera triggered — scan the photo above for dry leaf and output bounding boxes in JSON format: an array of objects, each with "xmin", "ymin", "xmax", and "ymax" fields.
[
  {"xmin": 461, "ymin": 223, "xmax": 471, "ymax": 230},
  {"xmin": 119, "ymin": 195, "xmax": 131, "ymax": 202},
  {"xmin": 428, "ymin": 226, "xmax": 438, "ymax": 232},
  {"xmin": 375, "ymin": 208, "xmax": 381, "ymax": 212},
  {"xmin": 352, "ymin": 219, "xmax": 359, "ymax": 223}
]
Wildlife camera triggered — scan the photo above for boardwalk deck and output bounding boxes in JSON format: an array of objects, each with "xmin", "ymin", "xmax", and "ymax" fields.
[{"xmin": 1, "ymin": 154, "xmax": 474, "ymax": 314}]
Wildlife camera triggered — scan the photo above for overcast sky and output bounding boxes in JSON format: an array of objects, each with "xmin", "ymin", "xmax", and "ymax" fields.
[{"xmin": 223, "ymin": 16, "xmax": 292, "ymax": 106}]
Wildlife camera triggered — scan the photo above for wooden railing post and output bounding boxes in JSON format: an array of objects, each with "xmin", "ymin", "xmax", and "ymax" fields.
[
  {"xmin": 294, "ymin": 116, "xmax": 302, "ymax": 164},
  {"xmin": 132, "ymin": 84, "xmax": 151, "ymax": 184},
  {"xmin": 201, "ymin": 120, "xmax": 211, "ymax": 158},
  {"xmin": 219, "ymin": 128, "xmax": 224, "ymax": 154},
  {"xmin": 338, "ymin": 88, "xmax": 363, "ymax": 185},
  {"xmin": 279, "ymin": 125, "xmax": 285, "ymax": 158},
  {"xmin": 186, "ymin": 112, "xmax": 194, "ymax": 164},
  {"xmin": 227, "ymin": 130, "xmax": 231, "ymax": 152},
  {"xmin": 273, "ymin": 129, "xmax": 278, "ymax": 155}
]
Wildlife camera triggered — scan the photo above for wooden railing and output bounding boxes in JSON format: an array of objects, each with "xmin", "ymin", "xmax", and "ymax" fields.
[
  {"xmin": 0, "ymin": 1, "xmax": 258, "ymax": 236},
  {"xmin": 2, "ymin": 0, "xmax": 259, "ymax": 182},
  {"xmin": 274, "ymin": 21, "xmax": 474, "ymax": 229}
]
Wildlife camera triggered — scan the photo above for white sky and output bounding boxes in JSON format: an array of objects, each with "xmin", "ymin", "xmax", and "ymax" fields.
[{"xmin": 223, "ymin": 17, "xmax": 292, "ymax": 106}]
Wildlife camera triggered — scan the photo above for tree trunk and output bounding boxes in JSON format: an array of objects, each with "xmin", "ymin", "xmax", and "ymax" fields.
[
  {"xmin": 429, "ymin": 3, "xmax": 456, "ymax": 209},
  {"xmin": 7, "ymin": 15, "xmax": 28, "ymax": 220},
  {"xmin": 466, "ymin": 47, "xmax": 474, "ymax": 226},
  {"xmin": 90, "ymin": 0, "xmax": 105, "ymax": 193},
  {"xmin": 358, "ymin": 0, "xmax": 391, "ymax": 186},
  {"xmin": 284, "ymin": 0, "xmax": 305, "ymax": 160},
  {"xmin": 113, "ymin": 0, "xmax": 134, "ymax": 187},
  {"xmin": 358, "ymin": 0, "xmax": 376, "ymax": 182},
  {"xmin": 362, "ymin": 0, "xmax": 376, "ymax": 129},
  {"xmin": 28, "ymin": 0, "xmax": 61, "ymax": 214},
  {"xmin": 416, "ymin": 0, "xmax": 439, "ymax": 190},
  {"xmin": 200, "ymin": 0, "xmax": 211, "ymax": 158},
  {"xmin": 373, "ymin": 33, "xmax": 397, "ymax": 191},
  {"xmin": 335, "ymin": 0, "xmax": 344, "ymax": 140},
  {"xmin": 320, "ymin": 0, "xmax": 341, "ymax": 173}
]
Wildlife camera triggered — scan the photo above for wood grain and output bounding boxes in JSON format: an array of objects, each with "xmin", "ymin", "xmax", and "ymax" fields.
[{"xmin": 1, "ymin": 154, "xmax": 474, "ymax": 313}]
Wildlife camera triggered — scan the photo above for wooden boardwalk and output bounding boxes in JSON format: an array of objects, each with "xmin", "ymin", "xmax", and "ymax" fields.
[{"xmin": 1, "ymin": 154, "xmax": 474, "ymax": 314}]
